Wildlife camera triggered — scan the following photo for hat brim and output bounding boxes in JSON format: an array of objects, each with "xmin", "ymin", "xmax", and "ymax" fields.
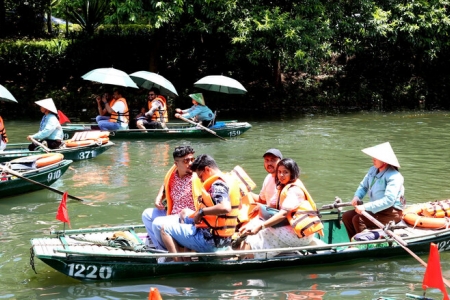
[{"xmin": 361, "ymin": 142, "xmax": 400, "ymax": 168}]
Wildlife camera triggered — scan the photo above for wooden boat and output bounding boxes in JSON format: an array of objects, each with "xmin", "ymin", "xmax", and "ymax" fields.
[
  {"xmin": 1, "ymin": 153, "xmax": 72, "ymax": 198},
  {"xmin": 0, "ymin": 141, "xmax": 114, "ymax": 163},
  {"xmin": 29, "ymin": 208, "xmax": 450, "ymax": 281},
  {"xmin": 61, "ymin": 120, "xmax": 252, "ymax": 140}
]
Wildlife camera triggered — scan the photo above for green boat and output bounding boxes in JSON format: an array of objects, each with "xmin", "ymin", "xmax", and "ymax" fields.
[
  {"xmin": 61, "ymin": 121, "xmax": 252, "ymax": 140},
  {"xmin": 0, "ymin": 141, "xmax": 114, "ymax": 163},
  {"xmin": 29, "ymin": 208, "xmax": 450, "ymax": 281},
  {"xmin": 1, "ymin": 157, "xmax": 72, "ymax": 198}
]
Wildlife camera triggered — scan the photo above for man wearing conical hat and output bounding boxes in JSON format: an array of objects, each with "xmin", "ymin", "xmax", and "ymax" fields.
[
  {"xmin": 174, "ymin": 93, "xmax": 215, "ymax": 127},
  {"xmin": 342, "ymin": 142, "xmax": 405, "ymax": 241},
  {"xmin": 27, "ymin": 98, "xmax": 64, "ymax": 151}
]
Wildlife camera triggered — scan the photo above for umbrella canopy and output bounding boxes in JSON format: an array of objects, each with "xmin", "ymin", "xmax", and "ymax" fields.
[
  {"xmin": 82, "ymin": 67, "xmax": 138, "ymax": 89},
  {"xmin": 0, "ymin": 84, "xmax": 18, "ymax": 103},
  {"xmin": 194, "ymin": 75, "xmax": 247, "ymax": 94},
  {"xmin": 129, "ymin": 71, "xmax": 178, "ymax": 97}
]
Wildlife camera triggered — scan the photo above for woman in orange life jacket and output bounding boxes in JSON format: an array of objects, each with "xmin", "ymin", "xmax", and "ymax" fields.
[
  {"xmin": 95, "ymin": 89, "xmax": 129, "ymax": 130},
  {"xmin": 0, "ymin": 115, "xmax": 8, "ymax": 151},
  {"xmin": 238, "ymin": 158, "xmax": 319, "ymax": 259}
]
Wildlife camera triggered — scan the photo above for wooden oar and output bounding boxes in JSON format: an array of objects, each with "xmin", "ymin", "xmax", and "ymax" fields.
[
  {"xmin": 361, "ymin": 210, "xmax": 450, "ymax": 288},
  {"xmin": 30, "ymin": 137, "xmax": 51, "ymax": 152},
  {"xmin": 1, "ymin": 165, "xmax": 86, "ymax": 202},
  {"xmin": 177, "ymin": 115, "xmax": 226, "ymax": 141}
]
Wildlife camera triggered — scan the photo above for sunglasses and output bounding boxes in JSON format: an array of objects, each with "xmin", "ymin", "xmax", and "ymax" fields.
[
  {"xmin": 178, "ymin": 157, "xmax": 195, "ymax": 164},
  {"xmin": 148, "ymin": 93, "xmax": 156, "ymax": 97}
]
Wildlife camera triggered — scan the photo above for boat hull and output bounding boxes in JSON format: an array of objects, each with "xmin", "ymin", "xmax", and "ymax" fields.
[
  {"xmin": 61, "ymin": 122, "xmax": 252, "ymax": 140},
  {"xmin": 0, "ymin": 142, "xmax": 114, "ymax": 162},
  {"xmin": 30, "ymin": 214, "xmax": 450, "ymax": 281},
  {"xmin": 1, "ymin": 160, "xmax": 72, "ymax": 198}
]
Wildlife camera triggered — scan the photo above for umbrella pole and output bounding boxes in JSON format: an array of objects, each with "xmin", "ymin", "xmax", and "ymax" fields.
[{"xmin": 177, "ymin": 116, "xmax": 226, "ymax": 141}]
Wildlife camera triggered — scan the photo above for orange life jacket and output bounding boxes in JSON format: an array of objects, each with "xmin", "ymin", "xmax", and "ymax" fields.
[
  {"xmin": 0, "ymin": 116, "xmax": 7, "ymax": 143},
  {"xmin": 278, "ymin": 179, "xmax": 324, "ymax": 238},
  {"xmin": 108, "ymin": 97, "xmax": 129, "ymax": 124},
  {"xmin": 163, "ymin": 165, "xmax": 200, "ymax": 215},
  {"xmin": 193, "ymin": 173, "xmax": 241, "ymax": 238},
  {"xmin": 148, "ymin": 96, "xmax": 168, "ymax": 123}
]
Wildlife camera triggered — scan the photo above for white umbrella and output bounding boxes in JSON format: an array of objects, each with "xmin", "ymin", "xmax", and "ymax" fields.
[
  {"xmin": 129, "ymin": 71, "xmax": 178, "ymax": 97},
  {"xmin": 0, "ymin": 84, "xmax": 18, "ymax": 103},
  {"xmin": 82, "ymin": 67, "xmax": 138, "ymax": 89},
  {"xmin": 194, "ymin": 75, "xmax": 247, "ymax": 94}
]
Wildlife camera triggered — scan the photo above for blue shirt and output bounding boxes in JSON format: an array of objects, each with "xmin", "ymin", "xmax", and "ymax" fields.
[
  {"xmin": 182, "ymin": 105, "xmax": 214, "ymax": 121},
  {"xmin": 354, "ymin": 166, "xmax": 405, "ymax": 213},
  {"xmin": 32, "ymin": 113, "xmax": 64, "ymax": 141}
]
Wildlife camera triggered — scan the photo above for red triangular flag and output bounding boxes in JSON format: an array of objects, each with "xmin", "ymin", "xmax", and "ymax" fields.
[
  {"xmin": 423, "ymin": 243, "xmax": 449, "ymax": 300},
  {"xmin": 56, "ymin": 192, "xmax": 71, "ymax": 228},
  {"xmin": 148, "ymin": 287, "xmax": 163, "ymax": 300},
  {"xmin": 57, "ymin": 110, "xmax": 71, "ymax": 125}
]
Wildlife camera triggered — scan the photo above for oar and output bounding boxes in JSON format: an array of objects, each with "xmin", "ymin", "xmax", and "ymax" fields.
[
  {"xmin": 1, "ymin": 165, "xmax": 86, "ymax": 202},
  {"xmin": 177, "ymin": 115, "xmax": 227, "ymax": 141},
  {"xmin": 30, "ymin": 137, "xmax": 51, "ymax": 152},
  {"xmin": 361, "ymin": 210, "xmax": 450, "ymax": 288}
]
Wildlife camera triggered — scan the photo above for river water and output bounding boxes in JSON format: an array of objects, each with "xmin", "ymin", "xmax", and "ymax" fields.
[{"xmin": 1, "ymin": 111, "xmax": 450, "ymax": 299}]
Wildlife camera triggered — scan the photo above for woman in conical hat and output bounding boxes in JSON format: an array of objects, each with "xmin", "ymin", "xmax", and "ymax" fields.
[
  {"xmin": 342, "ymin": 142, "xmax": 405, "ymax": 241},
  {"xmin": 174, "ymin": 93, "xmax": 215, "ymax": 127},
  {"xmin": 27, "ymin": 98, "xmax": 64, "ymax": 150}
]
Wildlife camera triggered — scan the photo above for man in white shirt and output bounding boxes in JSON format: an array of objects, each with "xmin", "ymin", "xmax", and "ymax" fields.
[{"xmin": 253, "ymin": 148, "xmax": 283, "ymax": 208}]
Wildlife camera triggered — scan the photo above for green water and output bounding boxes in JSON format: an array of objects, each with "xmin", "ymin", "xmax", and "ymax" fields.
[{"xmin": 1, "ymin": 111, "xmax": 450, "ymax": 299}]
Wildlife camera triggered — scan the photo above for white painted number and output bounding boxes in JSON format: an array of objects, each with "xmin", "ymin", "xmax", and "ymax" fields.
[
  {"xmin": 63, "ymin": 133, "xmax": 70, "ymax": 140},
  {"xmin": 67, "ymin": 263, "xmax": 113, "ymax": 279},
  {"xmin": 228, "ymin": 130, "xmax": 241, "ymax": 137},
  {"xmin": 437, "ymin": 240, "xmax": 450, "ymax": 251},
  {"xmin": 47, "ymin": 170, "xmax": 62, "ymax": 182},
  {"xmin": 78, "ymin": 151, "xmax": 95, "ymax": 160}
]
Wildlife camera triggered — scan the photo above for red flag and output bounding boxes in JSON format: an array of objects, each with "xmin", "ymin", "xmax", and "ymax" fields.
[
  {"xmin": 148, "ymin": 287, "xmax": 163, "ymax": 300},
  {"xmin": 57, "ymin": 110, "xmax": 71, "ymax": 125},
  {"xmin": 56, "ymin": 192, "xmax": 71, "ymax": 228},
  {"xmin": 422, "ymin": 243, "xmax": 449, "ymax": 300}
]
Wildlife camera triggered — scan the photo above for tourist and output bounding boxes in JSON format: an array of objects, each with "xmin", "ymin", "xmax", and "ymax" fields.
[
  {"xmin": 342, "ymin": 142, "xmax": 405, "ymax": 240},
  {"xmin": 27, "ymin": 98, "xmax": 63, "ymax": 150},
  {"xmin": 238, "ymin": 158, "xmax": 322, "ymax": 259},
  {"xmin": 0, "ymin": 116, "xmax": 8, "ymax": 151},
  {"xmin": 160, "ymin": 154, "xmax": 240, "ymax": 261},
  {"xmin": 142, "ymin": 146, "xmax": 197, "ymax": 250},
  {"xmin": 95, "ymin": 89, "xmax": 129, "ymax": 130},
  {"xmin": 136, "ymin": 88, "xmax": 168, "ymax": 130}
]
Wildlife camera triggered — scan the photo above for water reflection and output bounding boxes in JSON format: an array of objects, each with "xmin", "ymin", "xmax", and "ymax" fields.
[{"xmin": 3, "ymin": 112, "xmax": 450, "ymax": 299}]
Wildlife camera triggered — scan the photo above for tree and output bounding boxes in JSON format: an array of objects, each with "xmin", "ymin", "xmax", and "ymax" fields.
[{"xmin": 65, "ymin": 0, "xmax": 110, "ymax": 35}]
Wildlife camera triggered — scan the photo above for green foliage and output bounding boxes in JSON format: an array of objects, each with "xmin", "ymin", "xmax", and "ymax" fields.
[{"xmin": 65, "ymin": 0, "xmax": 111, "ymax": 35}]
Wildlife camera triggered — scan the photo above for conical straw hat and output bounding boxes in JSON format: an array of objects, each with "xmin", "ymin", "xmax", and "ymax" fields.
[
  {"xmin": 35, "ymin": 98, "xmax": 58, "ymax": 114},
  {"xmin": 189, "ymin": 93, "xmax": 205, "ymax": 105},
  {"xmin": 361, "ymin": 142, "xmax": 400, "ymax": 168}
]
